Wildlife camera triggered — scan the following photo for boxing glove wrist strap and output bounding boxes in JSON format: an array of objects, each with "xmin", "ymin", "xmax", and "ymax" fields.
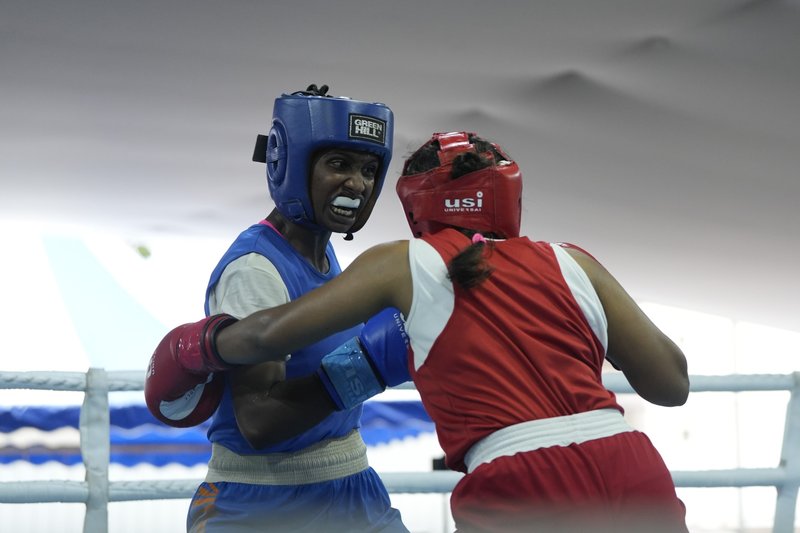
[{"xmin": 201, "ymin": 314, "xmax": 239, "ymax": 372}]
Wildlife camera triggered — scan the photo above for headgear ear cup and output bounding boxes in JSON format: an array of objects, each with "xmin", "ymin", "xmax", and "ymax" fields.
[{"xmin": 266, "ymin": 121, "xmax": 288, "ymax": 188}]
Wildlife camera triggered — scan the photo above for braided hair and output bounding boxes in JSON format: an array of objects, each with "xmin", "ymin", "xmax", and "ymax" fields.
[{"xmin": 292, "ymin": 83, "xmax": 330, "ymax": 97}]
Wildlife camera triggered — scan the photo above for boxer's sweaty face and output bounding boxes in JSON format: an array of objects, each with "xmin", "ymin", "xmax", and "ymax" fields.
[{"xmin": 309, "ymin": 148, "xmax": 379, "ymax": 233}]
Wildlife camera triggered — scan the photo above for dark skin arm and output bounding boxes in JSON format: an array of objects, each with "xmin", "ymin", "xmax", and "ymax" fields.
[
  {"xmin": 220, "ymin": 241, "xmax": 413, "ymax": 448},
  {"xmin": 216, "ymin": 241, "xmax": 413, "ymax": 366},
  {"xmin": 565, "ymin": 247, "xmax": 690, "ymax": 406},
  {"xmin": 218, "ymin": 238, "xmax": 687, "ymax": 422},
  {"xmin": 230, "ymin": 363, "xmax": 337, "ymax": 449}
]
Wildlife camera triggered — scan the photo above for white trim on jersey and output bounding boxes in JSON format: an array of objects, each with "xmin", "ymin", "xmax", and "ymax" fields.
[
  {"xmin": 551, "ymin": 243, "xmax": 609, "ymax": 353},
  {"xmin": 406, "ymin": 239, "xmax": 454, "ymax": 371},
  {"xmin": 405, "ymin": 239, "xmax": 609, "ymax": 372},
  {"xmin": 208, "ymin": 252, "xmax": 291, "ymax": 318}
]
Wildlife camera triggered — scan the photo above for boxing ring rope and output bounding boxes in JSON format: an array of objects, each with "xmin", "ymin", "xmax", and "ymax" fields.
[{"xmin": 1, "ymin": 371, "xmax": 799, "ymax": 533}]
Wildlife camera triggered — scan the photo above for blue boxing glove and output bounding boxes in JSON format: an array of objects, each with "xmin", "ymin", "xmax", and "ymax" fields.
[{"xmin": 316, "ymin": 307, "xmax": 411, "ymax": 410}]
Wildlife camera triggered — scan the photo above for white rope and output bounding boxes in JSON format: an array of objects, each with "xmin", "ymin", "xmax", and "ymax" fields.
[
  {"xmin": 0, "ymin": 370, "xmax": 143, "ymax": 392},
  {"xmin": 775, "ymin": 373, "xmax": 800, "ymax": 532},
  {"xmin": 82, "ymin": 368, "xmax": 110, "ymax": 533},
  {"xmin": 1, "ymin": 370, "xmax": 799, "ymax": 533},
  {"xmin": 0, "ymin": 371, "xmax": 87, "ymax": 391},
  {"xmin": 0, "ymin": 480, "xmax": 89, "ymax": 503},
  {"xmin": 2, "ymin": 468, "xmax": 798, "ymax": 505},
  {"xmin": 2, "ymin": 370, "xmax": 795, "ymax": 394},
  {"xmin": 109, "ymin": 479, "xmax": 200, "ymax": 501},
  {"xmin": 392, "ymin": 373, "xmax": 798, "ymax": 392}
]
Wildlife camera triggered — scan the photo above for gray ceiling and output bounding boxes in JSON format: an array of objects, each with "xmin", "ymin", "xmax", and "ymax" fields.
[{"xmin": 2, "ymin": 0, "xmax": 799, "ymax": 333}]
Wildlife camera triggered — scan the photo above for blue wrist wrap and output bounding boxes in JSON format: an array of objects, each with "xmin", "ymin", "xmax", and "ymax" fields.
[{"xmin": 317, "ymin": 338, "xmax": 385, "ymax": 411}]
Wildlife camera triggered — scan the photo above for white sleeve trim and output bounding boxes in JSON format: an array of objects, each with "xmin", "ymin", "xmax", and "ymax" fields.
[
  {"xmin": 208, "ymin": 253, "xmax": 290, "ymax": 318},
  {"xmin": 551, "ymin": 244, "xmax": 608, "ymax": 353},
  {"xmin": 406, "ymin": 239, "xmax": 455, "ymax": 371}
]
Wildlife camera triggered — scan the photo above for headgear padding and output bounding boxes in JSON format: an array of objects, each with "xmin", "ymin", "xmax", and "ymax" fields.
[
  {"xmin": 396, "ymin": 132, "xmax": 522, "ymax": 238},
  {"xmin": 255, "ymin": 93, "xmax": 394, "ymax": 232}
]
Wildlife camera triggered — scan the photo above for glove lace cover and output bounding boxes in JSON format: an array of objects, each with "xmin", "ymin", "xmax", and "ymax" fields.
[{"xmin": 317, "ymin": 339, "xmax": 385, "ymax": 410}]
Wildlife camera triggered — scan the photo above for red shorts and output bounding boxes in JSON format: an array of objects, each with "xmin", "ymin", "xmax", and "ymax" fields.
[{"xmin": 450, "ymin": 431, "xmax": 687, "ymax": 533}]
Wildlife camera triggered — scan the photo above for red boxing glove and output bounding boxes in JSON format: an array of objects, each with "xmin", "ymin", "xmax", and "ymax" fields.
[{"xmin": 144, "ymin": 314, "xmax": 237, "ymax": 427}]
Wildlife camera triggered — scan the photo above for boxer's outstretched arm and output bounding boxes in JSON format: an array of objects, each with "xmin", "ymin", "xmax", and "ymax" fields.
[
  {"xmin": 233, "ymin": 307, "xmax": 411, "ymax": 448},
  {"xmin": 216, "ymin": 240, "xmax": 412, "ymax": 365}
]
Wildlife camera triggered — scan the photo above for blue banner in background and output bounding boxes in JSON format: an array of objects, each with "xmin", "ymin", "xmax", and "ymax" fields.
[{"xmin": 0, "ymin": 401, "xmax": 434, "ymax": 467}]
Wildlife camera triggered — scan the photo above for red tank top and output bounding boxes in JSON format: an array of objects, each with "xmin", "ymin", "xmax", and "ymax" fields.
[{"xmin": 409, "ymin": 229, "xmax": 622, "ymax": 472}]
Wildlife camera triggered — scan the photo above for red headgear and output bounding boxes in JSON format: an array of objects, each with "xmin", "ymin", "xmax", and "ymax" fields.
[{"xmin": 396, "ymin": 132, "xmax": 522, "ymax": 238}]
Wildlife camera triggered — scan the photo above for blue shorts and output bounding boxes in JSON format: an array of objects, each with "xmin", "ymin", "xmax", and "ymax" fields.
[{"xmin": 187, "ymin": 466, "xmax": 408, "ymax": 532}]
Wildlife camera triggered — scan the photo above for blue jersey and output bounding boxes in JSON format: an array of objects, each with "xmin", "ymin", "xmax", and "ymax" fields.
[
  {"xmin": 203, "ymin": 221, "xmax": 363, "ymax": 454},
  {"xmin": 189, "ymin": 221, "xmax": 407, "ymax": 533}
]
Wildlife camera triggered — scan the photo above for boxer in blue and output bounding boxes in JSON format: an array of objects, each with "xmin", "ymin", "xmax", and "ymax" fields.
[{"xmin": 145, "ymin": 84, "xmax": 409, "ymax": 532}]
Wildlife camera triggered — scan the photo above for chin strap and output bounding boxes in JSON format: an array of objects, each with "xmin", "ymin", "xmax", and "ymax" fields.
[{"xmin": 343, "ymin": 232, "xmax": 354, "ymax": 241}]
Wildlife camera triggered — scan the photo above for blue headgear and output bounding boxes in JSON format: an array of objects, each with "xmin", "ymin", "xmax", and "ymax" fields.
[{"xmin": 253, "ymin": 92, "xmax": 394, "ymax": 233}]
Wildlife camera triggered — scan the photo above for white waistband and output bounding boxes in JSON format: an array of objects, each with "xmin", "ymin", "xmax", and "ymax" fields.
[
  {"xmin": 206, "ymin": 430, "xmax": 369, "ymax": 485},
  {"xmin": 464, "ymin": 409, "xmax": 633, "ymax": 473}
]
